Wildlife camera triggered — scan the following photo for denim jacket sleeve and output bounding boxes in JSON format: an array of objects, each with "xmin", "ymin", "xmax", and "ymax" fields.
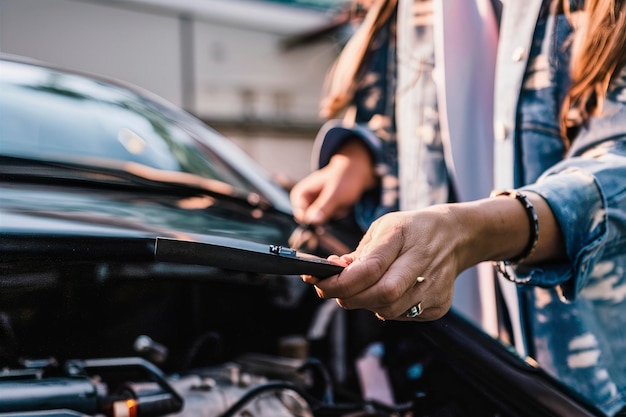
[
  {"xmin": 518, "ymin": 99, "xmax": 626, "ymax": 301},
  {"xmin": 314, "ymin": 120, "xmax": 385, "ymax": 170}
]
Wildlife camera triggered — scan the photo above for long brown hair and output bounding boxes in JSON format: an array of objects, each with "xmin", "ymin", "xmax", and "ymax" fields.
[
  {"xmin": 319, "ymin": 0, "xmax": 398, "ymax": 119},
  {"xmin": 561, "ymin": 0, "xmax": 626, "ymax": 145}
]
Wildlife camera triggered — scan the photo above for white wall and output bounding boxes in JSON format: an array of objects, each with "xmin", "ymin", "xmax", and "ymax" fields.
[{"xmin": 193, "ymin": 21, "xmax": 334, "ymax": 123}]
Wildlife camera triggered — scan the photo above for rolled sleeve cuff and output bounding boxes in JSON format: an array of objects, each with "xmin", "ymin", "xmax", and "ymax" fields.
[
  {"xmin": 311, "ymin": 120, "xmax": 384, "ymax": 170},
  {"xmin": 517, "ymin": 168, "xmax": 608, "ymax": 300}
]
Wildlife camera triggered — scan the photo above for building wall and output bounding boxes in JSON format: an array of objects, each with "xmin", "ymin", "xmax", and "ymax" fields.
[
  {"xmin": 0, "ymin": 0, "xmax": 183, "ymax": 105},
  {"xmin": 0, "ymin": 0, "xmax": 342, "ymax": 183}
]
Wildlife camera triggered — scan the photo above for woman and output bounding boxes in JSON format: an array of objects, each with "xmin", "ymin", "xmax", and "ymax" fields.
[
  {"xmin": 299, "ymin": 0, "xmax": 626, "ymax": 414},
  {"xmin": 290, "ymin": 0, "xmax": 500, "ymax": 331}
]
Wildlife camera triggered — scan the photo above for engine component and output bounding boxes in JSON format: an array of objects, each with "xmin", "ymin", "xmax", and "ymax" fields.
[{"xmin": 0, "ymin": 357, "xmax": 183, "ymax": 417}]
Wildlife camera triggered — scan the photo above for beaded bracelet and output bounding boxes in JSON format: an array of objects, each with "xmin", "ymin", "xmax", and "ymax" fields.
[{"xmin": 489, "ymin": 189, "xmax": 539, "ymax": 282}]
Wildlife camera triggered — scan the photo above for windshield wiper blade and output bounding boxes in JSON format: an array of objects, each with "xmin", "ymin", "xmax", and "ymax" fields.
[
  {"xmin": 155, "ymin": 236, "xmax": 344, "ymax": 278},
  {"xmin": 0, "ymin": 155, "xmax": 268, "ymax": 207}
]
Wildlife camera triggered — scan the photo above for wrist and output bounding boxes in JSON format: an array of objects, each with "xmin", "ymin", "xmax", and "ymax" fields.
[
  {"xmin": 489, "ymin": 190, "xmax": 539, "ymax": 281},
  {"xmin": 443, "ymin": 190, "xmax": 565, "ymax": 278},
  {"xmin": 490, "ymin": 190, "xmax": 539, "ymax": 262},
  {"xmin": 450, "ymin": 197, "xmax": 535, "ymax": 270},
  {"xmin": 331, "ymin": 140, "xmax": 376, "ymax": 190}
]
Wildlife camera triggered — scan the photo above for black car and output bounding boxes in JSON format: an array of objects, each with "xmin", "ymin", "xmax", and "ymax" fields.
[{"xmin": 0, "ymin": 55, "xmax": 605, "ymax": 417}]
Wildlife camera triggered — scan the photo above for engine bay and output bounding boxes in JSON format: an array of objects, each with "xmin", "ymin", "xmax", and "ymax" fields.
[{"xmin": 0, "ymin": 260, "xmax": 602, "ymax": 417}]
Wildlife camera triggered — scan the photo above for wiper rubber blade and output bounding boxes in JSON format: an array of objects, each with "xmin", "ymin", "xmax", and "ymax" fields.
[{"xmin": 154, "ymin": 236, "xmax": 344, "ymax": 278}]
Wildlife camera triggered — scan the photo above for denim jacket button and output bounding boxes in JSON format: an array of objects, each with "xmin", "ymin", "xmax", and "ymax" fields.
[{"xmin": 512, "ymin": 47, "xmax": 526, "ymax": 62}]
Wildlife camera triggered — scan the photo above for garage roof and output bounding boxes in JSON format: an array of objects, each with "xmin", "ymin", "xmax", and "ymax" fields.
[{"xmin": 259, "ymin": 0, "xmax": 348, "ymax": 11}]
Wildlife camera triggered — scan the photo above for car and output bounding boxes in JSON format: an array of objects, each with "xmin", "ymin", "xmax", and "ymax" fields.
[{"xmin": 0, "ymin": 55, "xmax": 606, "ymax": 417}]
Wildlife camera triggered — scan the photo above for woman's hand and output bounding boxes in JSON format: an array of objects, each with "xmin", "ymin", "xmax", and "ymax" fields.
[
  {"xmin": 290, "ymin": 140, "xmax": 376, "ymax": 226},
  {"xmin": 306, "ymin": 205, "xmax": 469, "ymax": 321},
  {"xmin": 305, "ymin": 193, "xmax": 566, "ymax": 321}
]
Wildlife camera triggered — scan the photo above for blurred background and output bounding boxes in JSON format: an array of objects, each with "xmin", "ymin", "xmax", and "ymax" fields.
[{"xmin": 0, "ymin": 0, "xmax": 352, "ymax": 186}]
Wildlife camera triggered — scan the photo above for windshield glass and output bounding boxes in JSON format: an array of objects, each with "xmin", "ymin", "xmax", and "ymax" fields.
[{"xmin": 0, "ymin": 59, "xmax": 255, "ymax": 194}]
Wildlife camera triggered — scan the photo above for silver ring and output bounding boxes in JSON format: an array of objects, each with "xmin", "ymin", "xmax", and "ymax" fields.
[{"xmin": 405, "ymin": 302, "xmax": 423, "ymax": 318}]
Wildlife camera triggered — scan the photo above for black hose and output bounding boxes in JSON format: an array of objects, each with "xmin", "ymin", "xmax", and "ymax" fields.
[
  {"xmin": 216, "ymin": 380, "xmax": 415, "ymax": 417},
  {"xmin": 217, "ymin": 382, "xmax": 317, "ymax": 417}
]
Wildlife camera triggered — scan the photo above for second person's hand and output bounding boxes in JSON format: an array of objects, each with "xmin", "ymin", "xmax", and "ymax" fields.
[{"xmin": 290, "ymin": 139, "xmax": 376, "ymax": 226}]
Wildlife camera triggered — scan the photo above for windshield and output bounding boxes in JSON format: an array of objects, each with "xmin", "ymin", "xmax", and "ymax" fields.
[{"xmin": 0, "ymin": 59, "xmax": 256, "ymax": 195}]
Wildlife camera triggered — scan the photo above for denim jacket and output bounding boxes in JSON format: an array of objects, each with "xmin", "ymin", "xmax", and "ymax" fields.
[
  {"xmin": 503, "ymin": 2, "xmax": 626, "ymax": 414},
  {"xmin": 313, "ymin": 0, "xmax": 626, "ymax": 414}
]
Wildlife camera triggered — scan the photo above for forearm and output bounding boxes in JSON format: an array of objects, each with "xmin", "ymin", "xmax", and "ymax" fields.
[
  {"xmin": 451, "ymin": 192, "xmax": 567, "ymax": 272},
  {"xmin": 332, "ymin": 139, "xmax": 377, "ymax": 191}
]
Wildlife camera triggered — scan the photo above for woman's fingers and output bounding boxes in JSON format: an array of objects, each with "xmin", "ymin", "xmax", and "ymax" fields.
[{"xmin": 309, "ymin": 208, "xmax": 462, "ymax": 322}]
